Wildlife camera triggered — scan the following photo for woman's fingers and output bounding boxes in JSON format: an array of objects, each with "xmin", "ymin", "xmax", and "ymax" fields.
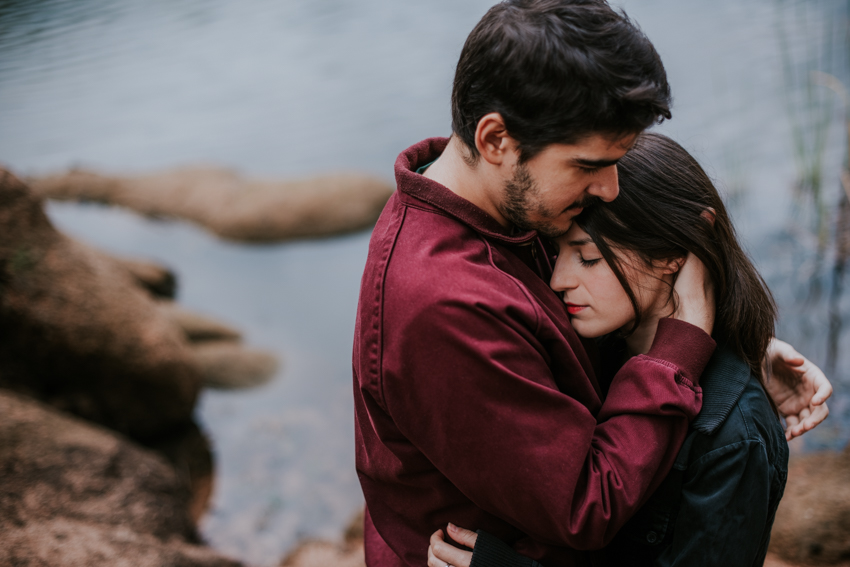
[
  {"xmin": 447, "ymin": 523, "xmax": 479, "ymax": 548},
  {"xmin": 430, "ymin": 527, "xmax": 474, "ymax": 567},
  {"xmin": 671, "ymin": 252, "xmax": 715, "ymax": 335},
  {"xmin": 428, "ymin": 530, "xmax": 445, "ymax": 567}
]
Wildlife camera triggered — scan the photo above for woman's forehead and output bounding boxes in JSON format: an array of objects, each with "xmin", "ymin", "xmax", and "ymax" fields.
[{"xmin": 561, "ymin": 224, "xmax": 594, "ymax": 247}]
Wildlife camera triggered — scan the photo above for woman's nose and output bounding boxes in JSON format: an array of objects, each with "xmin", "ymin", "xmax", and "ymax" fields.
[{"xmin": 550, "ymin": 258, "xmax": 577, "ymax": 292}]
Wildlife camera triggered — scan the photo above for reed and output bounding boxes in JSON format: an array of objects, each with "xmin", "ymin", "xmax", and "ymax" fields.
[
  {"xmin": 818, "ymin": 71, "xmax": 850, "ymax": 373},
  {"xmin": 775, "ymin": 0, "xmax": 847, "ymax": 247},
  {"xmin": 774, "ymin": 0, "xmax": 849, "ymax": 373}
]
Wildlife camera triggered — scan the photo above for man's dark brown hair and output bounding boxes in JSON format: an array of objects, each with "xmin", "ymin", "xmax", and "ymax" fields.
[{"xmin": 451, "ymin": 0, "xmax": 672, "ymax": 162}]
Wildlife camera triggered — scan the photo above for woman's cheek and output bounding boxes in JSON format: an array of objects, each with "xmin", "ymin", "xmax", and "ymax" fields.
[{"xmin": 570, "ymin": 311, "xmax": 610, "ymax": 339}]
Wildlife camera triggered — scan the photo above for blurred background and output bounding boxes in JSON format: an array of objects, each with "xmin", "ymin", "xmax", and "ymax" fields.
[{"xmin": 0, "ymin": 0, "xmax": 848, "ymax": 566}]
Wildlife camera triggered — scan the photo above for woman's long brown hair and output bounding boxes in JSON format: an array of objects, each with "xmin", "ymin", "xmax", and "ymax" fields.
[{"xmin": 575, "ymin": 132, "xmax": 777, "ymax": 385}]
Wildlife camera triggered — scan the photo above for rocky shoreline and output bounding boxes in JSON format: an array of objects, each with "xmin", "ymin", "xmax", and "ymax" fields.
[
  {"xmin": 1, "ymin": 166, "xmax": 848, "ymax": 567},
  {"xmin": 0, "ymin": 168, "xmax": 281, "ymax": 566},
  {"xmin": 26, "ymin": 167, "xmax": 395, "ymax": 243}
]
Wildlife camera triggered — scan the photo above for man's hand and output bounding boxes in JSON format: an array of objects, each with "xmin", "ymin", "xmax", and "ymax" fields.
[
  {"xmin": 765, "ymin": 339, "xmax": 832, "ymax": 441},
  {"xmin": 671, "ymin": 253, "xmax": 715, "ymax": 335}
]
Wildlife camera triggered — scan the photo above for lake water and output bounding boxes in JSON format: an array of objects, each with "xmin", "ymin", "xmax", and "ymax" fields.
[{"xmin": 1, "ymin": 0, "xmax": 848, "ymax": 565}]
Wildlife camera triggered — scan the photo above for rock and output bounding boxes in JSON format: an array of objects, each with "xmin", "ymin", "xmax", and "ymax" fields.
[
  {"xmin": 0, "ymin": 169, "xmax": 201, "ymax": 441},
  {"xmin": 280, "ymin": 511, "xmax": 365, "ymax": 567},
  {"xmin": 3, "ymin": 519, "xmax": 243, "ymax": 567},
  {"xmin": 112, "ymin": 256, "xmax": 177, "ymax": 299},
  {"xmin": 769, "ymin": 445, "xmax": 850, "ymax": 564},
  {"xmin": 27, "ymin": 166, "xmax": 395, "ymax": 243},
  {"xmin": 154, "ymin": 301, "xmax": 280, "ymax": 389},
  {"xmin": 343, "ymin": 509, "xmax": 365, "ymax": 542},
  {"xmin": 280, "ymin": 541, "xmax": 365, "ymax": 567},
  {"xmin": 0, "ymin": 389, "xmax": 242, "ymax": 567},
  {"xmin": 154, "ymin": 301, "xmax": 279, "ymax": 389},
  {"xmin": 158, "ymin": 300, "xmax": 243, "ymax": 343},
  {"xmin": 764, "ymin": 552, "xmax": 850, "ymax": 567},
  {"xmin": 148, "ymin": 421, "xmax": 216, "ymax": 525},
  {"xmin": 192, "ymin": 340, "xmax": 279, "ymax": 389}
]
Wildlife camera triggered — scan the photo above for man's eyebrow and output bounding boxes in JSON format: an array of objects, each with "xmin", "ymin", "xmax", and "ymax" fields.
[
  {"xmin": 573, "ymin": 157, "xmax": 620, "ymax": 168},
  {"xmin": 568, "ymin": 238, "xmax": 593, "ymax": 246}
]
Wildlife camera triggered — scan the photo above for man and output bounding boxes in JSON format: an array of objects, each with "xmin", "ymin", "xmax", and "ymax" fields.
[{"xmin": 353, "ymin": 1, "xmax": 830, "ymax": 566}]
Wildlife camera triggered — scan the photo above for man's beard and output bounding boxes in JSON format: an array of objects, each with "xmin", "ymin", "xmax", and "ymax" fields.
[{"xmin": 500, "ymin": 163, "xmax": 599, "ymax": 239}]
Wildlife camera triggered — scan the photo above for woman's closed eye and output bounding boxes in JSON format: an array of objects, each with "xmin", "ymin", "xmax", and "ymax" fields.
[{"xmin": 579, "ymin": 254, "xmax": 602, "ymax": 267}]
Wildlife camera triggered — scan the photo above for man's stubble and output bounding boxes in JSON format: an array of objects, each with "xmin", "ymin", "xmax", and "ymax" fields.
[{"xmin": 500, "ymin": 163, "xmax": 599, "ymax": 239}]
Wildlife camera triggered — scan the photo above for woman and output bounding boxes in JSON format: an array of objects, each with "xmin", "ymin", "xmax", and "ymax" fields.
[{"xmin": 427, "ymin": 133, "xmax": 789, "ymax": 567}]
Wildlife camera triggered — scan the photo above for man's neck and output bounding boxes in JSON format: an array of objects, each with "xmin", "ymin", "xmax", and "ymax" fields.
[{"xmin": 422, "ymin": 136, "xmax": 510, "ymax": 227}]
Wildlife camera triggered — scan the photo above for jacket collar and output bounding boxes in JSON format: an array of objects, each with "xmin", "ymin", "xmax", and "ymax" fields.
[
  {"xmin": 394, "ymin": 137, "xmax": 539, "ymax": 245},
  {"xmin": 692, "ymin": 344, "xmax": 751, "ymax": 435}
]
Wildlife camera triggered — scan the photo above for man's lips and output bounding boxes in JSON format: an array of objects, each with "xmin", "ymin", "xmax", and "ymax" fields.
[{"xmin": 565, "ymin": 303, "xmax": 587, "ymax": 315}]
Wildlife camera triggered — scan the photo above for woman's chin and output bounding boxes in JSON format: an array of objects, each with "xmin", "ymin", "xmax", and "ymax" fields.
[{"xmin": 570, "ymin": 319, "xmax": 611, "ymax": 339}]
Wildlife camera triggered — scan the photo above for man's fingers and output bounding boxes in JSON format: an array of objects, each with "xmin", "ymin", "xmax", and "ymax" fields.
[
  {"xmin": 785, "ymin": 403, "xmax": 829, "ymax": 440},
  {"xmin": 798, "ymin": 403, "xmax": 829, "ymax": 434},
  {"xmin": 447, "ymin": 523, "xmax": 479, "ymax": 549},
  {"xmin": 783, "ymin": 412, "xmax": 804, "ymax": 441},
  {"xmin": 770, "ymin": 339, "xmax": 805, "ymax": 368},
  {"xmin": 811, "ymin": 372, "xmax": 834, "ymax": 406}
]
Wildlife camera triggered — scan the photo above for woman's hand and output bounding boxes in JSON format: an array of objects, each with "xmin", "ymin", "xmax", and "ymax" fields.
[
  {"xmin": 764, "ymin": 339, "xmax": 832, "ymax": 440},
  {"xmin": 671, "ymin": 252, "xmax": 715, "ymax": 335},
  {"xmin": 428, "ymin": 524, "xmax": 478, "ymax": 567}
]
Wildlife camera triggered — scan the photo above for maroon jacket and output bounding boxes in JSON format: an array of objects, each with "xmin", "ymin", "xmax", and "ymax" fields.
[{"xmin": 353, "ymin": 138, "xmax": 715, "ymax": 566}]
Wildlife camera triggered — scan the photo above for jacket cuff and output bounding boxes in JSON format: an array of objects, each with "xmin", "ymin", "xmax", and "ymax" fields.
[
  {"xmin": 470, "ymin": 530, "xmax": 541, "ymax": 567},
  {"xmin": 646, "ymin": 319, "xmax": 716, "ymax": 386}
]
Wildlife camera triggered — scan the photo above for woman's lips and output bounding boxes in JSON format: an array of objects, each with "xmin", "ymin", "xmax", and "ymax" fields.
[{"xmin": 565, "ymin": 303, "xmax": 586, "ymax": 315}]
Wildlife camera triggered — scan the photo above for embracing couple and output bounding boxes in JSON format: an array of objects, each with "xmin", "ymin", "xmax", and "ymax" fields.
[{"xmin": 352, "ymin": 1, "xmax": 832, "ymax": 566}]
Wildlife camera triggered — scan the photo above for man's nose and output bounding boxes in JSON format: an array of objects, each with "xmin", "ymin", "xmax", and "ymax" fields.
[{"xmin": 588, "ymin": 165, "xmax": 619, "ymax": 202}]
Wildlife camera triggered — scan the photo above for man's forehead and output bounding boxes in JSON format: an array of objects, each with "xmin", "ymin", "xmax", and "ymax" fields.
[
  {"xmin": 583, "ymin": 131, "xmax": 639, "ymax": 152},
  {"xmin": 550, "ymin": 132, "xmax": 638, "ymax": 158}
]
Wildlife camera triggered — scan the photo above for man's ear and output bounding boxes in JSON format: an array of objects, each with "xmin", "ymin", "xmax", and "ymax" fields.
[{"xmin": 474, "ymin": 113, "xmax": 517, "ymax": 166}]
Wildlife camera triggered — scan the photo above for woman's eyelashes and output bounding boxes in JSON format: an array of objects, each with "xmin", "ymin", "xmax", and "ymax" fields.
[{"xmin": 578, "ymin": 255, "xmax": 602, "ymax": 267}]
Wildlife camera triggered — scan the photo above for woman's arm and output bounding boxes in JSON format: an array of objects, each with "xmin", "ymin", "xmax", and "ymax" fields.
[{"xmin": 428, "ymin": 525, "xmax": 544, "ymax": 567}]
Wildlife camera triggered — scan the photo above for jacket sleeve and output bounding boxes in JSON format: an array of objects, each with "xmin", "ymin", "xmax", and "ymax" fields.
[
  {"xmin": 382, "ymin": 294, "xmax": 714, "ymax": 551},
  {"xmin": 471, "ymin": 530, "xmax": 544, "ymax": 567},
  {"xmin": 655, "ymin": 438, "xmax": 773, "ymax": 566}
]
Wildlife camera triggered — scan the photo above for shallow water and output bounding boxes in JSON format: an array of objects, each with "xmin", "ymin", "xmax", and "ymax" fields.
[{"xmin": 2, "ymin": 0, "xmax": 849, "ymax": 565}]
